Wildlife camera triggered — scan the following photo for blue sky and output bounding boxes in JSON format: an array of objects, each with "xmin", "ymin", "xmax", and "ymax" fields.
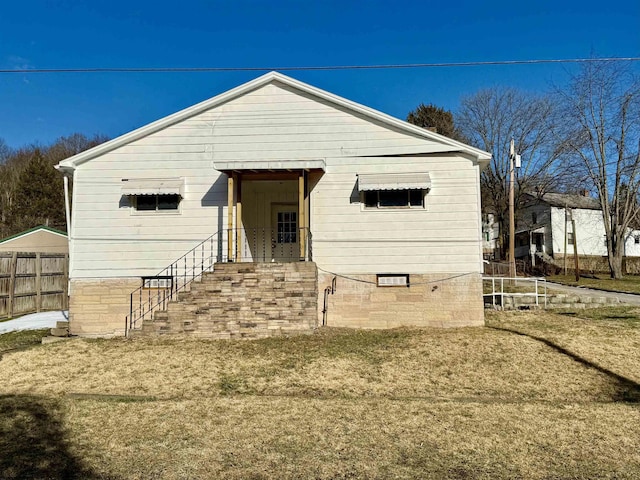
[{"xmin": 0, "ymin": 0, "xmax": 638, "ymax": 149}]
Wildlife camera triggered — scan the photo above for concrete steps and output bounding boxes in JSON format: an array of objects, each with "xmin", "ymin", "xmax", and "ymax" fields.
[{"xmin": 42, "ymin": 321, "xmax": 71, "ymax": 344}]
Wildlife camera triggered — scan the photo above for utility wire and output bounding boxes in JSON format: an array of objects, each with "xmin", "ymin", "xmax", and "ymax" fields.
[{"xmin": 1, "ymin": 57, "xmax": 640, "ymax": 74}]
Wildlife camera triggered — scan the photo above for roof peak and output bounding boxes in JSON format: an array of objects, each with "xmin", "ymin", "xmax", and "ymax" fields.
[{"xmin": 57, "ymin": 72, "xmax": 491, "ymax": 171}]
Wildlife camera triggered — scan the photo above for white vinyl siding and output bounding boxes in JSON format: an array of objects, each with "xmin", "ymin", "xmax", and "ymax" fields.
[
  {"xmin": 550, "ymin": 207, "xmax": 608, "ymax": 256},
  {"xmin": 69, "ymin": 83, "xmax": 482, "ymax": 279},
  {"xmin": 310, "ymin": 155, "xmax": 481, "ymax": 274}
]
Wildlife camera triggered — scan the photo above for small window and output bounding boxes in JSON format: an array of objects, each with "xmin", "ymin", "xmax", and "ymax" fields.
[
  {"xmin": 531, "ymin": 212, "xmax": 537, "ymax": 224},
  {"xmin": 567, "ymin": 232, "xmax": 574, "ymax": 244},
  {"xmin": 134, "ymin": 194, "xmax": 180, "ymax": 212},
  {"xmin": 142, "ymin": 276, "xmax": 173, "ymax": 289},
  {"xmin": 635, "ymin": 236, "xmax": 640, "ymax": 245},
  {"xmin": 377, "ymin": 274, "xmax": 410, "ymax": 287},
  {"xmin": 363, "ymin": 189, "xmax": 424, "ymax": 209}
]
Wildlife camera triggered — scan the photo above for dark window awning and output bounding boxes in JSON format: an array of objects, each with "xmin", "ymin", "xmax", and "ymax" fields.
[
  {"xmin": 357, "ymin": 173, "xmax": 431, "ymax": 191},
  {"xmin": 121, "ymin": 178, "xmax": 184, "ymax": 196}
]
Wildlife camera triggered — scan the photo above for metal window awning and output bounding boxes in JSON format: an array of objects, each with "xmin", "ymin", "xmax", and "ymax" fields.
[
  {"xmin": 213, "ymin": 159, "xmax": 326, "ymax": 172},
  {"xmin": 357, "ymin": 173, "xmax": 431, "ymax": 191},
  {"xmin": 121, "ymin": 178, "xmax": 184, "ymax": 196}
]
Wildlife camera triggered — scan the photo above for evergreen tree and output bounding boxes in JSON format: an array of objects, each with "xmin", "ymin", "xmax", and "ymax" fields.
[
  {"xmin": 9, "ymin": 148, "xmax": 66, "ymax": 232},
  {"xmin": 406, "ymin": 103, "xmax": 467, "ymax": 142}
]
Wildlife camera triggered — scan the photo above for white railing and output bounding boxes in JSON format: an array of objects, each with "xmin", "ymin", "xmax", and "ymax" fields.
[{"xmin": 483, "ymin": 276, "xmax": 548, "ymax": 309}]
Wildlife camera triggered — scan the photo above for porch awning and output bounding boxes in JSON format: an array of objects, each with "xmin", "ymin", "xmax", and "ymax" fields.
[
  {"xmin": 357, "ymin": 173, "xmax": 431, "ymax": 191},
  {"xmin": 121, "ymin": 178, "xmax": 184, "ymax": 196},
  {"xmin": 213, "ymin": 159, "xmax": 326, "ymax": 172}
]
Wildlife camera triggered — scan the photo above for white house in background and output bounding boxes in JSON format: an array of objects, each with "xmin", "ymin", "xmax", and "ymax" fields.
[
  {"xmin": 481, "ymin": 213, "xmax": 499, "ymax": 259},
  {"xmin": 515, "ymin": 191, "xmax": 640, "ymax": 261},
  {"xmin": 56, "ymin": 72, "xmax": 491, "ymax": 338}
]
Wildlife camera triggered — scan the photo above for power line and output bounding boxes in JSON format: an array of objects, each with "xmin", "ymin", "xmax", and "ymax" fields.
[{"xmin": 1, "ymin": 57, "xmax": 640, "ymax": 74}]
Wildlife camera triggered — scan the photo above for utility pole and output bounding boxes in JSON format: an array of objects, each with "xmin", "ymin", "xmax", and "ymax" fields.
[
  {"xmin": 508, "ymin": 139, "xmax": 519, "ymax": 279},
  {"xmin": 563, "ymin": 204, "xmax": 568, "ymax": 275},
  {"xmin": 571, "ymin": 212, "xmax": 580, "ymax": 281}
]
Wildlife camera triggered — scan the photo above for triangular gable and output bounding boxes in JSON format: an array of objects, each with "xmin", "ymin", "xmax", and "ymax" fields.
[
  {"xmin": 0, "ymin": 226, "xmax": 67, "ymax": 245},
  {"xmin": 56, "ymin": 71, "xmax": 490, "ymax": 171}
]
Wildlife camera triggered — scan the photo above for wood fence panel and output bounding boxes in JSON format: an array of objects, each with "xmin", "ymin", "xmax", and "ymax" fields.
[{"xmin": 0, "ymin": 252, "xmax": 69, "ymax": 319}]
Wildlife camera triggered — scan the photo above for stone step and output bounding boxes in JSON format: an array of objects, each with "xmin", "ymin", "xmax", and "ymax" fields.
[
  {"xmin": 136, "ymin": 262, "xmax": 317, "ymax": 339},
  {"xmin": 56, "ymin": 321, "xmax": 70, "ymax": 329},
  {"xmin": 50, "ymin": 327, "xmax": 69, "ymax": 337}
]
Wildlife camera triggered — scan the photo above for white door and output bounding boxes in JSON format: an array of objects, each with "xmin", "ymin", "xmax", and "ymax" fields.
[{"xmin": 271, "ymin": 204, "xmax": 299, "ymax": 262}]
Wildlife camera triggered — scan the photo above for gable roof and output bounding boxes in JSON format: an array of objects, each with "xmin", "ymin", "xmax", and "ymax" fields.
[
  {"xmin": 0, "ymin": 225, "xmax": 67, "ymax": 245},
  {"xmin": 56, "ymin": 71, "xmax": 491, "ymax": 172},
  {"xmin": 525, "ymin": 192, "xmax": 601, "ymax": 210}
]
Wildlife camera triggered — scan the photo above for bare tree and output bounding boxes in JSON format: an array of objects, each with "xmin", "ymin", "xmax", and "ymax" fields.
[
  {"xmin": 0, "ymin": 138, "xmax": 11, "ymax": 164},
  {"xmin": 553, "ymin": 60, "xmax": 640, "ymax": 278},
  {"xmin": 456, "ymin": 87, "xmax": 557, "ymax": 259}
]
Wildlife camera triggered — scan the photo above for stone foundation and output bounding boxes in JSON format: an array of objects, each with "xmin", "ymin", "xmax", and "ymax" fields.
[
  {"xmin": 70, "ymin": 268, "xmax": 484, "ymax": 337},
  {"xmin": 68, "ymin": 278, "xmax": 141, "ymax": 337},
  {"xmin": 318, "ymin": 272, "xmax": 484, "ymax": 328}
]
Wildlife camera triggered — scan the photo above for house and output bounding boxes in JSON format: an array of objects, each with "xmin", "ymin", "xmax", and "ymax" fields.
[
  {"xmin": 516, "ymin": 191, "xmax": 640, "ymax": 263},
  {"xmin": 55, "ymin": 72, "xmax": 491, "ymax": 338},
  {"xmin": 481, "ymin": 213, "xmax": 499, "ymax": 260},
  {"xmin": 0, "ymin": 226, "xmax": 68, "ymax": 254}
]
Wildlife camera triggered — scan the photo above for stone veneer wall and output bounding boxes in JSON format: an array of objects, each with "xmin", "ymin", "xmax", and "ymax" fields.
[
  {"xmin": 69, "ymin": 278, "xmax": 141, "ymax": 337},
  {"xmin": 318, "ymin": 272, "xmax": 484, "ymax": 328}
]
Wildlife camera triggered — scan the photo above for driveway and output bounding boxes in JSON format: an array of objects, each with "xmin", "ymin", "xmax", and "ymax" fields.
[
  {"xmin": 0, "ymin": 311, "xmax": 69, "ymax": 334},
  {"xmin": 545, "ymin": 282, "xmax": 640, "ymax": 306}
]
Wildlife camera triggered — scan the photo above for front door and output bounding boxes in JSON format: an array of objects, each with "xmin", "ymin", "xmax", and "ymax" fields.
[
  {"xmin": 271, "ymin": 204, "xmax": 299, "ymax": 262},
  {"xmin": 533, "ymin": 233, "xmax": 544, "ymax": 253}
]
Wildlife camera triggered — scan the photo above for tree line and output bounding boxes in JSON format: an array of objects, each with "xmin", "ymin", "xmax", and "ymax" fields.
[
  {"xmin": 407, "ymin": 60, "xmax": 640, "ymax": 279},
  {"xmin": 0, "ymin": 134, "xmax": 108, "ymax": 238}
]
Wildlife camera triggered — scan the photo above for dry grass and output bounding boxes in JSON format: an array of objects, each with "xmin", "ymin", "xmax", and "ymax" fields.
[
  {"xmin": 1, "ymin": 309, "xmax": 640, "ymax": 478},
  {"xmin": 549, "ymin": 273, "xmax": 640, "ymax": 294}
]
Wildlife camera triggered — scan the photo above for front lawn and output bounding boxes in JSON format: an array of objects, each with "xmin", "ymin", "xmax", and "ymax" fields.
[
  {"xmin": 549, "ymin": 273, "xmax": 640, "ymax": 295},
  {"xmin": 1, "ymin": 310, "xmax": 639, "ymax": 479}
]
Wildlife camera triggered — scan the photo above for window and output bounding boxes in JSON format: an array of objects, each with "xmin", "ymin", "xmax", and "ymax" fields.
[
  {"xmin": 363, "ymin": 189, "xmax": 424, "ymax": 209},
  {"xmin": 635, "ymin": 236, "xmax": 640, "ymax": 245},
  {"xmin": 567, "ymin": 232, "xmax": 574, "ymax": 244},
  {"xmin": 142, "ymin": 276, "xmax": 172, "ymax": 289},
  {"xmin": 276, "ymin": 211, "xmax": 297, "ymax": 244},
  {"xmin": 377, "ymin": 274, "xmax": 410, "ymax": 287},
  {"xmin": 134, "ymin": 194, "xmax": 180, "ymax": 212},
  {"xmin": 531, "ymin": 212, "xmax": 537, "ymax": 224}
]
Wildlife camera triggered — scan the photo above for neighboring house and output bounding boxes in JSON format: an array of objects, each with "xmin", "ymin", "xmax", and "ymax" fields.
[
  {"xmin": 0, "ymin": 226, "xmax": 68, "ymax": 254},
  {"xmin": 56, "ymin": 71, "xmax": 491, "ymax": 338},
  {"xmin": 516, "ymin": 192, "xmax": 640, "ymax": 262},
  {"xmin": 481, "ymin": 213, "xmax": 499, "ymax": 259}
]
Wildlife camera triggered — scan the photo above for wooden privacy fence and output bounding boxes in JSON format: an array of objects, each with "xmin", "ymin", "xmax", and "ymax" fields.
[{"xmin": 0, "ymin": 252, "xmax": 69, "ymax": 319}]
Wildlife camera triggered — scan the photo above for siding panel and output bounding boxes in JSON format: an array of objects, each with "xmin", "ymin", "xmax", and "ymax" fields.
[{"xmin": 69, "ymin": 83, "xmax": 482, "ymax": 278}]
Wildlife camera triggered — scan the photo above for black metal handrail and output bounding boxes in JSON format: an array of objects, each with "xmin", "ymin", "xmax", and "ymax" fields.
[
  {"xmin": 125, "ymin": 227, "xmax": 312, "ymax": 334},
  {"xmin": 125, "ymin": 231, "xmax": 223, "ymax": 334}
]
